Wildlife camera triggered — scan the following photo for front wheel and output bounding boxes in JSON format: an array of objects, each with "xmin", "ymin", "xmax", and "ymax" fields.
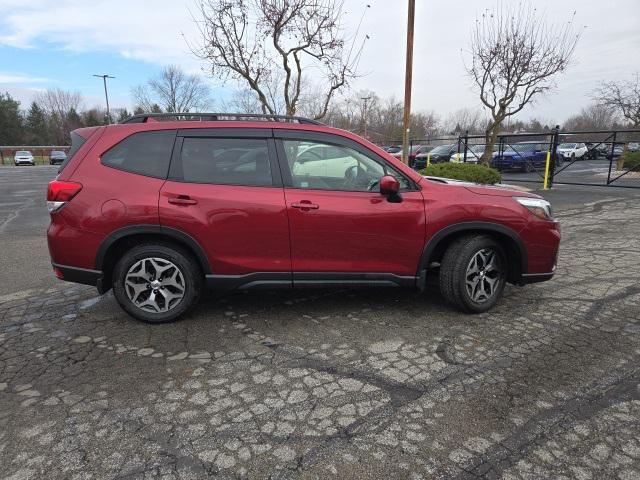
[
  {"xmin": 439, "ymin": 235, "xmax": 507, "ymax": 313},
  {"xmin": 112, "ymin": 243, "xmax": 202, "ymax": 323}
]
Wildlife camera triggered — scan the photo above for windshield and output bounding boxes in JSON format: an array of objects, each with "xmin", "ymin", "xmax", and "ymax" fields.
[
  {"xmin": 430, "ymin": 144, "xmax": 453, "ymax": 154},
  {"xmin": 16, "ymin": 151, "xmax": 30, "ymax": 155},
  {"xmin": 559, "ymin": 143, "xmax": 576, "ymax": 149},
  {"xmin": 470, "ymin": 145, "xmax": 485, "ymax": 153}
]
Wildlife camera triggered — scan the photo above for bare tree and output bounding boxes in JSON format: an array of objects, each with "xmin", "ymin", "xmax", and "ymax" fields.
[
  {"xmin": 192, "ymin": 0, "xmax": 368, "ymax": 119},
  {"xmin": 593, "ymin": 73, "xmax": 640, "ymax": 127},
  {"xmin": 563, "ymin": 103, "xmax": 618, "ymax": 131},
  {"xmin": 132, "ymin": 65, "xmax": 212, "ymax": 113},
  {"xmin": 224, "ymin": 89, "xmax": 264, "ymax": 114},
  {"xmin": 442, "ymin": 108, "xmax": 487, "ymax": 135},
  {"xmin": 466, "ymin": 2, "xmax": 581, "ymax": 164},
  {"xmin": 34, "ymin": 88, "xmax": 83, "ymax": 144}
]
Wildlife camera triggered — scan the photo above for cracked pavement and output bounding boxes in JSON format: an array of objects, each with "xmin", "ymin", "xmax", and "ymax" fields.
[{"xmin": 1, "ymin": 167, "xmax": 640, "ymax": 479}]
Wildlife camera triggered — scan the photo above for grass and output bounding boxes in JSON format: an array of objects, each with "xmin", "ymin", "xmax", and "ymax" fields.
[{"xmin": 0, "ymin": 155, "xmax": 56, "ymax": 166}]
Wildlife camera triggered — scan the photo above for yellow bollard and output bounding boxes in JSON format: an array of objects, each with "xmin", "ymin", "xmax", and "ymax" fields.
[
  {"xmin": 427, "ymin": 152, "xmax": 431, "ymax": 168},
  {"xmin": 543, "ymin": 151, "xmax": 551, "ymax": 190}
]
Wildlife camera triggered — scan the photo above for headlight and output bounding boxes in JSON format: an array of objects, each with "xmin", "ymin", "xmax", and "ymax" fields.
[{"xmin": 514, "ymin": 197, "xmax": 554, "ymax": 221}]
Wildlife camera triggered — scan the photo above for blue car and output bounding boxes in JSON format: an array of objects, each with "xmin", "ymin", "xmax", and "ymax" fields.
[{"xmin": 492, "ymin": 142, "xmax": 554, "ymax": 172}]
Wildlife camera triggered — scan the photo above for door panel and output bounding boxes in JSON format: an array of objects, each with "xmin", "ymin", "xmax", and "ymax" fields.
[
  {"xmin": 159, "ymin": 134, "xmax": 290, "ymax": 275},
  {"xmin": 284, "ymin": 189, "xmax": 426, "ymax": 275},
  {"xmin": 160, "ymin": 182, "xmax": 291, "ymax": 274}
]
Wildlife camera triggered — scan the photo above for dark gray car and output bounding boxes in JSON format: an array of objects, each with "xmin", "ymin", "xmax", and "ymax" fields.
[{"xmin": 49, "ymin": 150, "xmax": 67, "ymax": 165}]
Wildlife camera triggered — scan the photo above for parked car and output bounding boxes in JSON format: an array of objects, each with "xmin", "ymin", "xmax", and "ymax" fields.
[
  {"xmin": 47, "ymin": 113, "xmax": 560, "ymax": 323},
  {"xmin": 383, "ymin": 145, "xmax": 402, "ymax": 154},
  {"xmin": 411, "ymin": 145, "xmax": 436, "ymax": 169},
  {"xmin": 49, "ymin": 150, "xmax": 68, "ymax": 165},
  {"xmin": 584, "ymin": 143, "xmax": 601, "ymax": 160},
  {"xmin": 557, "ymin": 143, "xmax": 588, "ymax": 161},
  {"xmin": 627, "ymin": 142, "xmax": 639, "ymax": 152},
  {"xmin": 391, "ymin": 144, "xmax": 431, "ymax": 166},
  {"xmin": 607, "ymin": 144, "xmax": 625, "ymax": 159},
  {"xmin": 415, "ymin": 144, "xmax": 458, "ymax": 169},
  {"xmin": 492, "ymin": 142, "xmax": 552, "ymax": 172},
  {"xmin": 14, "ymin": 150, "xmax": 35, "ymax": 166},
  {"xmin": 449, "ymin": 144, "xmax": 487, "ymax": 164}
]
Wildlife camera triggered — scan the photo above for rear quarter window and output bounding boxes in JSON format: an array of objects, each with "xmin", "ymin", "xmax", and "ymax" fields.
[
  {"xmin": 58, "ymin": 132, "xmax": 87, "ymax": 173},
  {"xmin": 101, "ymin": 130, "xmax": 176, "ymax": 178}
]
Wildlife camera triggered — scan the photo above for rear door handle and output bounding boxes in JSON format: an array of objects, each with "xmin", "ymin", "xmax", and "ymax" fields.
[
  {"xmin": 291, "ymin": 201, "xmax": 319, "ymax": 210},
  {"xmin": 168, "ymin": 195, "xmax": 198, "ymax": 206}
]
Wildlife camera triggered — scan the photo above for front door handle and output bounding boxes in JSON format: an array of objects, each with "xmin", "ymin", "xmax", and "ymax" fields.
[
  {"xmin": 168, "ymin": 195, "xmax": 198, "ymax": 206},
  {"xmin": 291, "ymin": 201, "xmax": 319, "ymax": 210}
]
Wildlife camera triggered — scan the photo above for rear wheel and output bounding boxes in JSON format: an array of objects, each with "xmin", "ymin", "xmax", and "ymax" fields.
[
  {"xmin": 112, "ymin": 243, "xmax": 202, "ymax": 323},
  {"xmin": 439, "ymin": 235, "xmax": 507, "ymax": 313}
]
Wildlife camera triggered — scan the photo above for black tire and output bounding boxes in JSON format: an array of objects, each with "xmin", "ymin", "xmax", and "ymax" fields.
[
  {"xmin": 521, "ymin": 160, "xmax": 533, "ymax": 173},
  {"xmin": 439, "ymin": 235, "xmax": 507, "ymax": 313},
  {"xmin": 112, "ymin": 243, "xmax": 202, "ymax": 323}
]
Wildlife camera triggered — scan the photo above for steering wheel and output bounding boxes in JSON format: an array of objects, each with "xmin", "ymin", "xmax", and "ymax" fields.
[{"xmin": 366, "ymin": 178, "xmax": 380, "ymax": 191}]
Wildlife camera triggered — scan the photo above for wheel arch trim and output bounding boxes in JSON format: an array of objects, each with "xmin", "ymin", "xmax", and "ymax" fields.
[
  {"xmin": 418, "ymin": 221, "xmax": 528, "ymax": 279},
  {"xmin": 95, "ymin": 225, "xmax": 212, "ymax": 275}
]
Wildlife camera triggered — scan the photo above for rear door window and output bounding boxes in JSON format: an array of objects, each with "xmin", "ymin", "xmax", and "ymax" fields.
[
  {"xmin": 101, "ymin": 130, "xmax": 176, "ymax": 178},
  {"xmin": 179, "ymin": 137, "xmax": 273, "ymax": 186}
]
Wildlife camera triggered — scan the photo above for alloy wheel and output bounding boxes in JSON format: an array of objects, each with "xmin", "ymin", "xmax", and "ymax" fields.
[
  {"xmin": 465, "ymin": 248, "xmax": 502, "ymax": 303},
  {"xmin": 124, "ymin": 257, "xmax": 185, "ymax": 313}
]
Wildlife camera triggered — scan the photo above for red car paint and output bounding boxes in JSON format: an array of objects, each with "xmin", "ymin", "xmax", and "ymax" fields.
[{"xmin": 47, "ymin": 119, "xmax": 560, "ymax": 296}]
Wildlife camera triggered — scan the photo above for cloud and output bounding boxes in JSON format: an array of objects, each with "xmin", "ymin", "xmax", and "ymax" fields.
[
  {"xmin": 0, "ymin": 0, "xmax": 638, "ymax": 122},
  {"xmin": 0, "ymin": 72, "xmax": 51, "ymax": 84},
  {"xmin": 0, "ymin": 0, "xmax": 201, "ymax": 67}
]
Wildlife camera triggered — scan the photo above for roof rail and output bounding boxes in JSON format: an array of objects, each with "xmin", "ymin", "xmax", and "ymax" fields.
[{"xmin": 120, "ymin": 112, "xmax": 324, "ymax": 125}]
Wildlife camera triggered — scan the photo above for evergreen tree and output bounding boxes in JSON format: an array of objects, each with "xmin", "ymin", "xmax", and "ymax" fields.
[
  {"xmin": 116, "ymin": 108, "xmax": 131, "ymax": 123},
  {"xmin": 24, "ymin": 102, "xmax": 49, "ymax": 144},
  {"xmin": 81, "ymin": 108, "xmax": 103, "ymax": 127},
  {"xmin": 0, "ymin": 92, "xmax": 24, "ymax": 145}
]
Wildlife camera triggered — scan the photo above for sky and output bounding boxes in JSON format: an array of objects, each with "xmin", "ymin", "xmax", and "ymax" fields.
[{"xmin": 0, "ymin": 0, "xmax": 638, "ymax": 124}]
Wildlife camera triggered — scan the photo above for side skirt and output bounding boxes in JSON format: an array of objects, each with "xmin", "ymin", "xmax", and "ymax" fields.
[{"xmin": 205, "ymin": 272, "xmax": 417, "ymax": 291}]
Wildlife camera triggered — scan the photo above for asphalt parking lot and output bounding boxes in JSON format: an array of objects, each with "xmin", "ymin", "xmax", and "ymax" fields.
[{"xmin": 1, "ymin": 166, "xmax": 640, "ymax": 479}]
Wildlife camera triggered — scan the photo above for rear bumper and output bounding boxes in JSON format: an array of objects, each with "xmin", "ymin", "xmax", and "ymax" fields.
[{"xmin": 52, "ymin": 263, "xmax": 106, "ymax": 292}]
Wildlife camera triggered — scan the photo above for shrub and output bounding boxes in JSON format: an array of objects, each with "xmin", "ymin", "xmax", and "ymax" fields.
[
  {"xmin": 419, "ymin": 162, "xmax": 502, "ymax": 184},
  {"xmin": 621, "ymin": 151, "xmax": 640, "ymax": 171}
]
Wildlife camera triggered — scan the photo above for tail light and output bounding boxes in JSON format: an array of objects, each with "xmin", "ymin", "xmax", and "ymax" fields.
[{"xmin": 47, "ymin": 180, "xmax": 82, "ymax": 213}]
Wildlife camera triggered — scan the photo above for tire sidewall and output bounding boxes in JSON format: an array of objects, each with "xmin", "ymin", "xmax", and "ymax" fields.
[{"xmin": 113, "ymin": 244, "xmax": 201, "ymax": 323}]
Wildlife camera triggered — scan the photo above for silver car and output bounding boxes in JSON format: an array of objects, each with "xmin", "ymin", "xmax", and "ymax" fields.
[{"xmin": 14, "ymin": 150, "xmax": 35, "ymax": 166}]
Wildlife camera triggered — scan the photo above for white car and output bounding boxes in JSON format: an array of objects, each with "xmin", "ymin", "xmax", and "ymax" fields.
[
  {"xmin": 14, "ymin": 150, "xmax": 35, "ymax": 166},
  {"xmin": 557, "ymin": 143, "xmax": 588, "ymax": 160},
  {"xmin": 449, "ymin": 145, "xmax": 485, "ymax": 164}
]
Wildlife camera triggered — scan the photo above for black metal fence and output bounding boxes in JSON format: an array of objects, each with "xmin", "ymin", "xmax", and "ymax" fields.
[{"xmin": 378, "ymin": 128, "xmax": 640, "ymax": 189}]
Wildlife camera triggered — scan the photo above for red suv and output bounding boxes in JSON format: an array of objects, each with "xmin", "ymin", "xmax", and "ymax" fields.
[{"xmin": 47, "ymin": 113, "xmax": 560, "ymax": 323}]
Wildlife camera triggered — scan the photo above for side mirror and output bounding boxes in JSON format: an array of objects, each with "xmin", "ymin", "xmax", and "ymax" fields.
[{"xmin": 379, "ymin": 175, "xmax": 402, "ymax": 203}]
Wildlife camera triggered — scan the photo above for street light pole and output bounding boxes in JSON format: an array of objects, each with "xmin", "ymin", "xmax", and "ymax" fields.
[
  {"xmin": 361, "ymin": 96, "xmax": 371, "ymax": 139},
  {"xmin": 401, "ymin": 0, "xmax": 416, "ymax": 165},
  {"xmin": 93, "ymin": 74, "xmax": 115, "ymax": 124}
]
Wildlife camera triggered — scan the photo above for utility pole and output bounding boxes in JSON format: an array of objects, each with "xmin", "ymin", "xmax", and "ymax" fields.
[
  {"xmin": 93, "ymin": 74, "xmax": 115, "ymax": 124},
  {"xmin": 361, "ymin": 96, "xmax": 371, "ymax": 139},
  {"xmin": 401, "ymin": 0, "xmax": 416, "ymax": 165}
]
